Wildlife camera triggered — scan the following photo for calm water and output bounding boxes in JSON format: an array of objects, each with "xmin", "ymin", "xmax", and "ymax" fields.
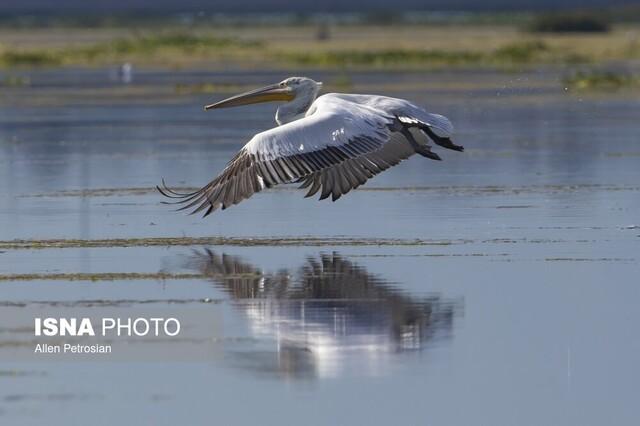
[{"xmin": 0, "ymin": 68, "xmax": 639, "ymax": 425}]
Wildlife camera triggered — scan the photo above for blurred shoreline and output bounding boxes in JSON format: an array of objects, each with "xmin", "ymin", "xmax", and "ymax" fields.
[
  {"xmin": 0, "ymin": 8, "xmax": 639, "ymax": 98},
  {"xmin": 0, "ymin": 8, "xmax": 638, "ymax": 71}
]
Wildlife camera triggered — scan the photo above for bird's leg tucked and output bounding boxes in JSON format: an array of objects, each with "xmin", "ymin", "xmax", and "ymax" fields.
[
  {"xmin": 401, "ymin": 128, "xmax": 442, "ymax": 161},
  {"xmin": 419, "ymin": 125, "xmax": 464, "ymax": 152}
]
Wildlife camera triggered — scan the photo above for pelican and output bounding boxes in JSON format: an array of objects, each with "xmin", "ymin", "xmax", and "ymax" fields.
[{"xmin": 159, "ymin": 76, "xmax": 463, "ymax": 216}]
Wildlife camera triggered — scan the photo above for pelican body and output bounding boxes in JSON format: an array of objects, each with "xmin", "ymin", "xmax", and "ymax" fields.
[{"xmin": 159, "ymin": 77, "xmax": 463, "ymax": 216}]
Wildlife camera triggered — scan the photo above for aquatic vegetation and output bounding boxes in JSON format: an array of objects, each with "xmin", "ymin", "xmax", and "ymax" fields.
[
  {"xmin": 280, "ymin": 40, "xmax": 585, "ymax": 68},
  {"xmin": 0, "ymin": 51, "xmax": 61, "ymax": 67},
  {"xmin": 280, "ymin": 49, "xmax": 484, "ymax": 67},
  {"xmin": 20, "ymin": 183, "xmax": 638, "ymax": 199},
  {"xmin": 0, "ymin": 236, "xmax": 461, "ymax": 250},
  {"xmin": 0, "ymin": 272, "xmax": 206, "ymax": 282},
  {"xmin": 0, "ymin": 25, "xmax": 633, "ymax": 69},
  {"xmin": 0, "ymin": 32, "xmax": 263, "ymax": 67},
  {"xmin": 564, "ymin": 69, "xmax": 638, "ymax": 91},
  {"xmin": 74, "ymin": 33, "xmax": 261, "ymax": 59},
  {"xmin": 493, "ymin": 40, "xmax": 550, "ymax": 63}
]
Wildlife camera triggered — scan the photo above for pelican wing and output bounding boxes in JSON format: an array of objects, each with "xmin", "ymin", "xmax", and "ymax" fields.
[{"xmin": 159, "ymin": 99, "xmax": 417, "ymax": 216}]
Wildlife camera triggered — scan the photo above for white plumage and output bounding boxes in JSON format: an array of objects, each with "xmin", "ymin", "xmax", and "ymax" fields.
[{"xmin": 159, "ymin": 77, "xmax": 463, "ymax": 217}]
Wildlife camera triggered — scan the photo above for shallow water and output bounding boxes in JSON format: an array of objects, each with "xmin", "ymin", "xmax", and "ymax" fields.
[{"xmin": 0, "ymin": 68, "xmax": 639, "ymax": 425}]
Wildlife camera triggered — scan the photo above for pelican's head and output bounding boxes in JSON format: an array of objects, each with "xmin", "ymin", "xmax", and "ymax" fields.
[{"xmin": 204, "ymin": 77, "xmax": 323, "ymax": 112}]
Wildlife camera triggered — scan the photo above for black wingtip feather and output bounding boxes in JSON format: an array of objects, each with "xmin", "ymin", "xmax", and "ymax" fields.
[
  {"xmin": 157, "ymin": 178, "xmax": 200, "ymax": 199},
  {"xmin": 203, "ymin": 204, "xmax": 214, "ymax": 217}
]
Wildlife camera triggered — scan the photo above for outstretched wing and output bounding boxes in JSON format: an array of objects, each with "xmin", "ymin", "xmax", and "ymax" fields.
[{"xmin": 159, "ymin": 96, "xmax": 437, "ymax": 217}]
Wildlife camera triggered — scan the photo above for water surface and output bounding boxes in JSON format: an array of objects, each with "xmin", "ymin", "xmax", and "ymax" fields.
[{"xmin": 0, "ymin": 68, "xmax": 639, "ymax": 425}]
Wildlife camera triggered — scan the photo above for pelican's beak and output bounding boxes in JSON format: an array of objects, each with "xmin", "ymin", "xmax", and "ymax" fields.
[{"xmin": 204, "ymin": 84, "xmax": 294, "ymax": 110}]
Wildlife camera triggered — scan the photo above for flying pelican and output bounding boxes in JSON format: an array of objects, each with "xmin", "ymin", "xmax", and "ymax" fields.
[{"xmin": 159, "ymin": 76, "xmax": 463, "ymax": 216}]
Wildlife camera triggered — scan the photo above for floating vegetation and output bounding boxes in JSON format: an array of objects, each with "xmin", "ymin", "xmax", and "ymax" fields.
[
  {"xmin": 20, "ymin": 183, "xmax": 640, "ymax": 199},
  {"xmin": 0, "ymin": 236, "xmax": 464, "ymax": 250},
  {"xmin": 564, "ymin": 69, "xmax": 639, "ymax": 91},
  {"xmin": 0, "ymin": 236, "xmax": 601, "ymax": 251},
  {"xmin": 0, "ymin": 272, "xmax": 206, "ymax": 282}
]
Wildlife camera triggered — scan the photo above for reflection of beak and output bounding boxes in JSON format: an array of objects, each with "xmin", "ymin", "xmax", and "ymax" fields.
[{"xmin": 204, "ymin": 84, "xmax": 294, "ymax": 110}]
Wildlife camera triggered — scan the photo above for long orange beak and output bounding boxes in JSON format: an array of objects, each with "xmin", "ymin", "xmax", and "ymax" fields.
[{"xmin": 204, "ymin": 84, "xmax": 294, "ymax": 110}]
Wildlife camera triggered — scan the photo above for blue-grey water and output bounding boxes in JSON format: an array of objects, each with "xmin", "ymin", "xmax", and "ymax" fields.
[{"xmin": 0, "ymin": 68, "xmax": 639, "ymax": 425}]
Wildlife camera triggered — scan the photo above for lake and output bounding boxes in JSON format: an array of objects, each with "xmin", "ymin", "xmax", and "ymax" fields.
[{"xmin": 0, "ymin": 67, "xmax": 639, "ymax": 425}]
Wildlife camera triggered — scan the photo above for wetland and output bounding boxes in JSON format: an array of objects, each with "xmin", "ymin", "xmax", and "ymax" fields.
[{"xmin": 0, "ymin": 22, "xmax": 639, "ymax": 425}]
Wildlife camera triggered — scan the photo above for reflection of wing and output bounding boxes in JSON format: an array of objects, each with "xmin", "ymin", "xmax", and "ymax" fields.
[
  {"xmin": 159, "ymin": 94, "xmax": 461, "ymax": 216},
  {"xmin": 191, "ymin": 250, "xmax": 458, "ymax": 340},
  {"xmin": 189, "ymin": 250, "xmax": 462, "ymax": 379},
  {"xmin": 193, "ymin": 249, "xmax": 291, "ymax": 299}
]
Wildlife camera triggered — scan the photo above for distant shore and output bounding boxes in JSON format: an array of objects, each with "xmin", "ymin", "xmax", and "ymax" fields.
[{"xmin": 0, "ymin": 23, "xmax": 638, "ymax": 71}]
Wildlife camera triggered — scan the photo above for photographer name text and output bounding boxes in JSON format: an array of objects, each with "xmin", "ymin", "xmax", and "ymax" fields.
[{"xmin": 33, "ymin": 317, "xmax": 181, "ymax": 355}]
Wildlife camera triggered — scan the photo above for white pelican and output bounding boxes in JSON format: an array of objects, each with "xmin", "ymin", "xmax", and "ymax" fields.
[{"xmin": 159, "ymin": 76, "xmax": 463, "ymax": 216}]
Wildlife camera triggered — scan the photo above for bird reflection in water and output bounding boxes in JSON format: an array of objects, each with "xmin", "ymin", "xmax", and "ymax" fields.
[{"xmin": 189, "ymin": 250, "xmax": 462, "ymax": 379}]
